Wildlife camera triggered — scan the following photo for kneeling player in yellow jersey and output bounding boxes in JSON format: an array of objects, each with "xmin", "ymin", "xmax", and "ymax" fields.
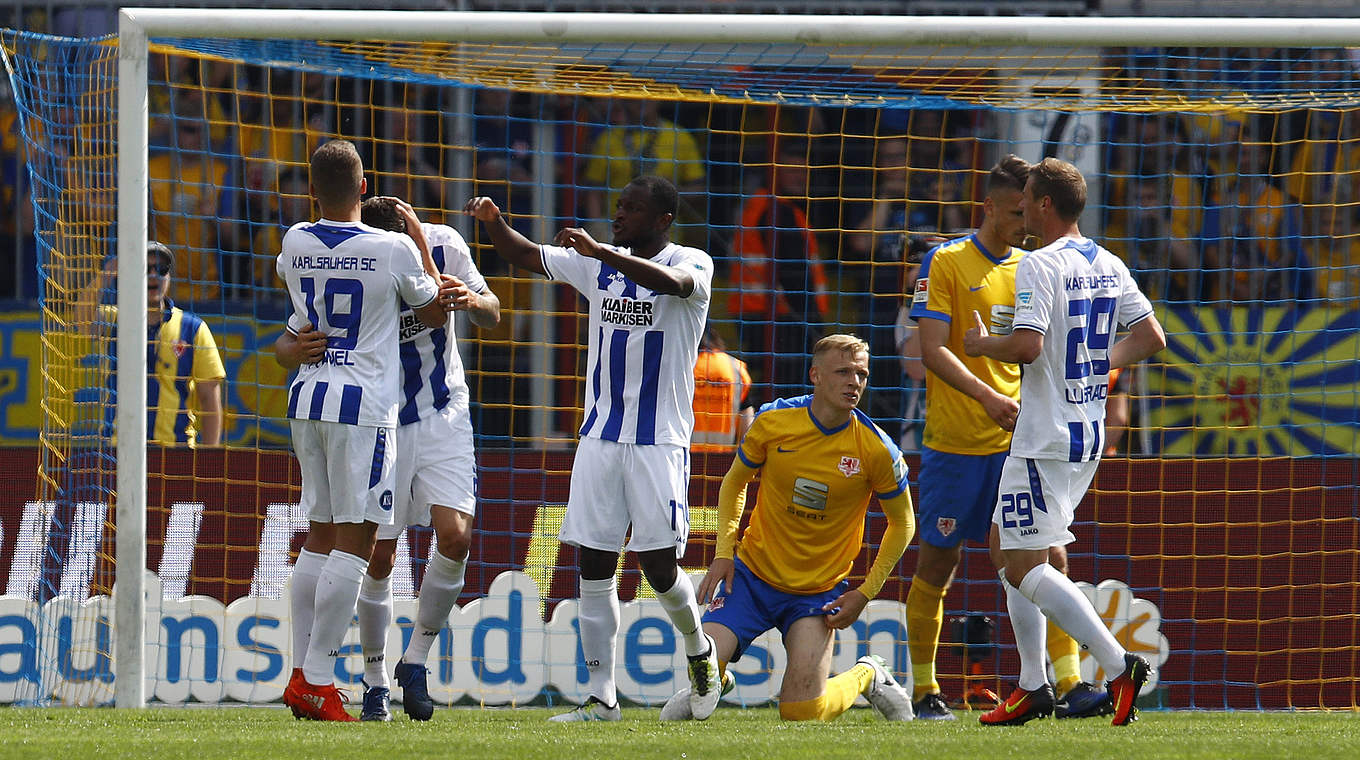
[{"xmin": 661, "ymin": 334, "xmax": 918, "ymax": 721}]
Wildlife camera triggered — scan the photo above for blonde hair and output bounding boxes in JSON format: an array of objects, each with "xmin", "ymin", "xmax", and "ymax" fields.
[{"xmin": 812, "ymin": 333, "xmax": 869, "ymax": 363}]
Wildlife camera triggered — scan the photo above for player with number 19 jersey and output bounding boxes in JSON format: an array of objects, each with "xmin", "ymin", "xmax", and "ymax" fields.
[
  {"xmin": 1008, "ymin": 236, "xmax": 1153, "ymax": 463},
  {"xmin": 277, "ymin": 220, "xmax": 439, "ymax": 428}
]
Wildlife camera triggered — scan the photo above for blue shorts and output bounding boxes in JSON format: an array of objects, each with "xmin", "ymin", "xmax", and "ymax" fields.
[
  {"xmin": 916, "ymin": 447, "xmax": 1008, "ymax": 548},
  {"xmin": 701, "ymin": 557, "xmax": 848, "ymax": 663}
]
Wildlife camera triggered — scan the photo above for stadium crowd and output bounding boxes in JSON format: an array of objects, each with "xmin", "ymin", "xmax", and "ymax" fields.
[{"xmin": 1, "ymin": 45, "xmax": 1358, "ymax": 447}]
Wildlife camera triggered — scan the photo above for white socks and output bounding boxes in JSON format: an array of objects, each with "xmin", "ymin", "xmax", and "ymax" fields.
[
  {"xmin": 357, "ymin": 573, "xmax": 393, "ymax": 688},
  {"xmin": 289, "ymin": 548, "xmax": 327, "ymax": 671},
  {"xmin": 302, "ymin": 549, "xmax": 368, "ymax": 686},
  {"xmin": 577, "ymin": 576, "xmax": 620, "ymax": 707},
  {"xmin": 1017, "ymin": 563, "xmax": 1125, "ymax": 677},
  {"xmin": 1000, "ymin": 570, "xmax": 1049, "ymax": 692},
  {"xmin": 402, "ymin": 549, "xmax": 467, "ymax": 666},
  {"xmin": 654, "ymin": 572, "xmax": 708, "ymax": 657}
]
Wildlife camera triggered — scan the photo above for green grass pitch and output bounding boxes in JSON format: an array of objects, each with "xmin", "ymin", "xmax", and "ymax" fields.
[{"xmin": 0, "ymin": 707, "xmax": 1356, "ymax": 760}]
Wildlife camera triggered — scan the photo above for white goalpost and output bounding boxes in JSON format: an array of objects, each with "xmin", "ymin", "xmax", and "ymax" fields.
[{"xmin": 107, "ymin": 8, "xmax": 1360, "ymax": 710}]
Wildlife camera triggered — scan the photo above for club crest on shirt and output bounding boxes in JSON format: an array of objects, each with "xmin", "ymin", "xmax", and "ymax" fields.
[
  {"xmin": 937, "ymin": 517, "xmax": 956, "ymax": 537},
  {"xmin": 838, "ymin": 456, "xmax": 861, "ymax": 477},
  {"xmin": 172, "ymin": 339, "xmax": 189, "ymax": 358}
]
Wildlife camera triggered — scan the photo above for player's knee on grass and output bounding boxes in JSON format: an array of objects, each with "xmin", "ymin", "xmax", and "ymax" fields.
[{"xmin": 779, "ymin": 695, "xmax": 828, "ymax": 722}]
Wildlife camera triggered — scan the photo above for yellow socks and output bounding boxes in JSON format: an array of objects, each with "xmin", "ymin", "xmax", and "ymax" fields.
[
  {"xmin": 778, "ymin": 663, "xmax": 874, "ymax": 721},
  {"xmin": 906, "ymin": 576, "xmax": 947, "ymax": 699},
  {"xmin": 1048, "ymin": 619, "xmax": 1083, "ymax": 697}
]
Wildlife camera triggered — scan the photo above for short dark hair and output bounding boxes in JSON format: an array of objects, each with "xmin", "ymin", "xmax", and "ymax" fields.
[
  {"xmin": 625, "ymin": 175, "xmax": 678, "ymax": 218},
  {"xmin": 987, "ymin": 154, "xmax": 1030, "ymax": 195},
  {"xmin": 360, "ymin": 196, "xmax": 405, "ymax": 233},
  {"xmin": 310, "ymin": 139, "xmax": 364, "ymax": 210},
  {"xmin": 148, "ymin": 240, "xmax": 174, "ymax": 274},
  {"xmin": 1028, "ymin": 157, "xmax": 1087, "ymax": 221}
]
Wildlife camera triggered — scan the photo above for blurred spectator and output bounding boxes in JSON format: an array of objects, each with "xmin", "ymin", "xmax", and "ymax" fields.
[
  {"xmin": 375, "ymin": 86, "xmax": 449, "ymax": 220},
  {"xmin": 1, "ymin": 89, "xmax": 36, "ymax": 300},
  {"xmin": 1285, "ymin": 109, "xmax": 1360, "ymax": 299},
  {"xmin": 581, "ymin": 98, "xmax": 705, "ymax": 243},
  {"xmin": 239, "ymin": 71, "xmax": 332, "ymax": 208},
  {"xmin": 474, "ymin": 87, "xmax": 536, "ymax": 245},
  {"xmin": 1169, "ymin": 114, "xmax": 1314, "ymax": 303},
  {"xmin": 75, "ymin": 242, "xmax": 225, "ymax": 447},
  {"xmin": 691, "ymin": 323, "xmax": 754, "ymax": 453},
  {"xmin": 905, "ymin": 110, "xmax": 967, "ymax": 233},
  {"xmin": 149, "ymin": 111, "xmax": 233, "ymax": 305},
  {"xmin": 892, "ymin": 244, "xmax": 929, "ymax": 453},
  {"xmin": 245, "ymin": 167, "xmax": 310, "ymax": 303},
  {"xmin": 1104, "ymin": 366, "xmax": 1132, "ymax": 457},
  {"xmin": 1201, "ymin": 121, "xmax": 1314, "ymax": 303},
  {"xmin": 728, "ymin": 138, "xmax": 830, "ymax": 401}
]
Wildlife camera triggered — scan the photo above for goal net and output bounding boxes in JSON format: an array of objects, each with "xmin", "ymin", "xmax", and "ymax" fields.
[{"xmin": 0, "ymin": 11, "xmax": 1357, "ymax": 710}]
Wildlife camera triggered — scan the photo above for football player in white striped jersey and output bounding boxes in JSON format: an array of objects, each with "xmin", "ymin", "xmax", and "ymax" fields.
[
  {"xmin": 964, "ymin": 157, "xmax": 1166, "ymax": 727},
  {"xmin": 274, "ymin": 141, "xmax": 449, "ymax": 721},
  {"xmin": 466, "ymin": 176, "xmax": 722, "ymax": 722},
  {"xmin": 277, "ymin": 196, "xmax": 500, "ymax": 722}
]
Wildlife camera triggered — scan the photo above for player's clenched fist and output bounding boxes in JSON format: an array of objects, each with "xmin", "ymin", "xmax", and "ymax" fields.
[{"xmin": 463, "ymin": 196, "xmax": 501, "ymax": 222}]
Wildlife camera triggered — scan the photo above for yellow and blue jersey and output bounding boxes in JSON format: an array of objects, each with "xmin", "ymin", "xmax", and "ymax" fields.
[
  {"xmin": 908, "ymin": 233, "xmax": 1023, "ymax": 455},
  {"xmin": 100, "ymin": 302, "xmax": 226, "ymax": 446},
  {"xmin": 734, "ymin": 395, "xmax": 910, "ymax": 595}
]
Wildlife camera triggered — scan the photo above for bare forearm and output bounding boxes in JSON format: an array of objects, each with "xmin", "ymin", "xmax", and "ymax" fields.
[
  {"xmin": 922, "ymin": 344, "xmax": 1003, "ymax": 405},
  {"xmin": 467, "ymin": 290, "xmax": 501, "ymax": 329},
  {"xmin": 196, "ymin": 381, "xmax": 223, "ymax": 446},
  {"xmin": 1109, "ymin": 318, "xmax": 1166, "ymax": 369},
  {"xmin": 483, "ymin": 214, "xmax": 547, "ymax": 275}
]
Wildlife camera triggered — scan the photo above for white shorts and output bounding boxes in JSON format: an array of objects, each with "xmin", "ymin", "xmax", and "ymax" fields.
[
  {"xmin": 291, "ymin": 419, "xmax": 396, "ymax": 525},
  {"xmin": 381, "ymin": 404, "xmax": 477, "ymax": 541},
  {"xmin": 992, "ymin": 456, "xmax": 1098, "ymax": 551},
  {"xmin": 560, "ymin": 437, "xmax": 690, "ymax": 557}
]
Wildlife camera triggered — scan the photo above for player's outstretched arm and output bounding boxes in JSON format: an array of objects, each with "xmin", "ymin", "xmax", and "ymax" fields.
[
  {"xmin": 274, "ymin": 323, "xmax": 327, "ymax": 370},
  {"xmin": 553, "ymin": 227, "xmax": 695, "ymax": 297},
  {"xmin": 698, "ymin": 458, "xmax": 758, "ymax": 604},
  {"xmin": 1109, "ymin": 313, "xmax": 1167, "ymax": 370},
  {"xmin": 463, "ymin": 196, "xmax": 548, "ymax": 276},
  {"xmin": 964, "ymin": 310, "xmax": 1042, "ymax": 364}
]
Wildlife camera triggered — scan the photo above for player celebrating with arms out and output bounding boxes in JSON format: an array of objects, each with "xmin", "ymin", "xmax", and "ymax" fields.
[
  {"xmin": 466, "ymin": 176, "xmax": 721, "ymax": 722},
  {"xmin": 277, "ymin": 140, "xmax": 452, "ymax": 721},
  {"xmin": 965, "ymin": 157, "xmax": 1166, "ymax": 727},
  {"xmin": 663, "ymin": 334, "xmax": 918, "ymax": 723}
]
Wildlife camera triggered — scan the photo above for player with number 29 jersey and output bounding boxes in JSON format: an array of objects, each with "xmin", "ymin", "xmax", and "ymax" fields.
[
  {"xmin": 1008, "ymin": 236, "xmax": 1153, "ymax": 463},
  {"xmin": 277, "ymin": 220, "xmax": 439, "ymax": 429}
]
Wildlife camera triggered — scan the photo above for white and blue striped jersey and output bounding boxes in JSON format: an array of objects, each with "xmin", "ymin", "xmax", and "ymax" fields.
[
  {"xmin": 541, "ymin": 241, "xmax": 713, "ymax": 446},
  {"xmin": 1009, "ymin": 236, "xmax": 1153, "ymax": 462},
  {"xmin": 277, "ymin": 218, "xmax": 439, "ymax": 428},
  {"xmin": 396, "ymin": 223, "xmax": 489, "ymax": 425}
]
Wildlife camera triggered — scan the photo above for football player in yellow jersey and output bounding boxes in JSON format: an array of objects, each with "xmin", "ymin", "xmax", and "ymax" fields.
[
  {"xmin": 904, "ymin": 156, "xmax": 1109, "ymax": 720},
  {"xmin": 661, "ymin": 334, "xmax": 918, "ymax": 722}
]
